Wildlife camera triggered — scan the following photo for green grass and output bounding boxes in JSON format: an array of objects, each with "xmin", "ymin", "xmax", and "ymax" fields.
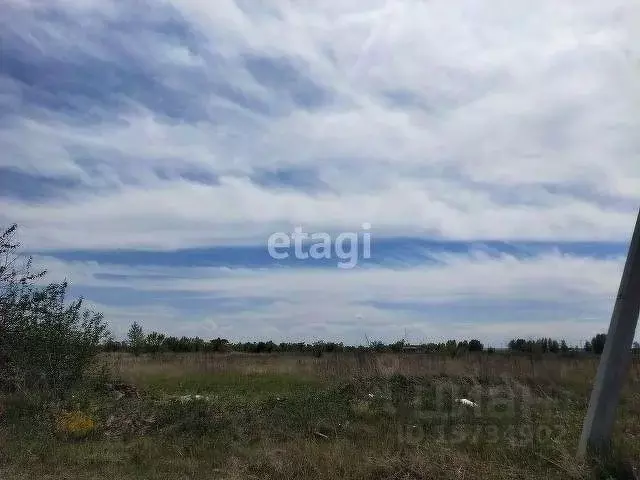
[
  {"xmin": 136, "ymin": 371, "xmax": 322, "ymax": 399},
  {"xmin": 1, "ymin": 353, "xmax": 639, "ymax": 479}
]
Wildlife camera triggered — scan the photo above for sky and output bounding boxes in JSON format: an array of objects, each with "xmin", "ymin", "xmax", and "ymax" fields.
[{"xmin": 1, "ymin": 0, "xmax": 639, "ymax": 346}]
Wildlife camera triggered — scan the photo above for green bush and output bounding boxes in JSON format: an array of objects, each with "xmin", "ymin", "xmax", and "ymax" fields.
[{"xmin": 0, "ymin": 224, "xmax": 108, "ymax": 395}]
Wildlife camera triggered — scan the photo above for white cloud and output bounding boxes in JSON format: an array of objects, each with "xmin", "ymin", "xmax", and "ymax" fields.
[
  {"xmin": 3, "ymin": 175, "xmax": 638, "ymax": 251},
  {"xmin": 1, "ymin": 0, "xmax": 639, "ymax": 250},
  {"xmin": 33, "ymin": 250, "xmax": 631, "ymax": 345}
]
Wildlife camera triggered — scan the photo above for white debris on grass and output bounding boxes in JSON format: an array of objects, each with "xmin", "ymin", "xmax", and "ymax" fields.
[
  {"xmin": 177, "ymin": 394, "xmax": 210, "ymax": 403},
  {"xmin": 455, "ymin": 398, "xmax": 478, "ymax": 408}
]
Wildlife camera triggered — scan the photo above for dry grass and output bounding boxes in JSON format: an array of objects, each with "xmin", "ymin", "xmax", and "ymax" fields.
[
  {"xmin": 2, "ymin": 352, "xmax": 639, "ymax": 479},
  {"xmin": 105, "ymin": 351, "xmax": 619, "ymax": 386}
]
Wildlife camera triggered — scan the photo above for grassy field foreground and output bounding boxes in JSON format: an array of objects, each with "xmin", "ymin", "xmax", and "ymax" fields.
[{"xmin": 1, "ymin": 352, "xmax": 639, "ymax": 479}]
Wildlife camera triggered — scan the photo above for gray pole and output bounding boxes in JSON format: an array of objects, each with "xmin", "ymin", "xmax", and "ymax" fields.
[{"xmin": 578, "ymin": 207, "xmax": 640, "ymax": 456}]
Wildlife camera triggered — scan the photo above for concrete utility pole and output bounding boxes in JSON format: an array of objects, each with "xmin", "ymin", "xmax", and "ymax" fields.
[{"xmin": 578, "ymin": 207, "xmax": 640, "ymax": 457}]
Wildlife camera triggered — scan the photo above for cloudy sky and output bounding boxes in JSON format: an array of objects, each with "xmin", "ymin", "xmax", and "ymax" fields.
[{"xmin": 1, "ymin": 0, "xmax": 639, "ymax": 346}]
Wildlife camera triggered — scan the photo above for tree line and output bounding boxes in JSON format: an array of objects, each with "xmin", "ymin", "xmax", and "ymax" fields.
[
  {"xmin": 105, "ymin": 325, "xmax": 490, "ymax": 356},
  {"xmin": 105, "ymin": 322, "xmax": 640, "ymax": 357}
]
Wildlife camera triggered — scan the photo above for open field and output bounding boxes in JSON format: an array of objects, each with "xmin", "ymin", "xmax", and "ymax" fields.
[{"xmin": 1, "ymin": 352, "xmax": 639, "ymax": 479}]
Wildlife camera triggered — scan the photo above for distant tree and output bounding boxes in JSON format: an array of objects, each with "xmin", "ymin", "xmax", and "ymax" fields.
[
  {"xmin": 254, "ymin": 341, "xmax": 267, "ymax": 353},
  {"xmin": 531, "ymin": 339, "xmax": 545, "ymax": 356},
  {"xmin": 191, "ymin": 337, "xmax": 205, "ymax": 352},
  {"xmin": 584, "ymin": 340, "xmax": 593, "ymax": 353},
  {"xmin": 421, "ymin": 343, "xmax": 436, "ymax": 353},
  {"xmin": 590, "ymin": 333, "xmax": 607, "ymax": 355},
  {"xmin": 177, "ymin": 336, "xmax": 193, "ymax": 352},
  {"xmin": 127, "ymin": 322, "xmax": 145, "ymax": 356},
  {"xmin": 209, "ymin": 337, "xmax": 229, "ymax": 352},
  {"xmin": 368, "ymin": 340, "xmax": 386, "ymax": 353},
  {"xmin": 312, "ymin": 341, "xmax": 325, "ymax": 358},
  {"xmin": 468, "ymin": 339, "xmax": 484, "ymax": 352},
  {"xmin": 560, "ymin": 340, "xmax": 569, "ymax": 353},
  {"xmin": 145, "ymin": 331, "xmax": 165, "ymax": 354},
  {"xmin": 163, "ymin": 336, "xmax": 179, "ymax": 352},
  {"xmin": 508, "ymin": 338, "xmax": 568, "ymax": 354},
  {"xmin": 445, "ymin": 339, "xmax": 458, "ymax": 357},
  {"xmin": 508, "ymin": 338, "xmax": 530, "ymax": 352}
]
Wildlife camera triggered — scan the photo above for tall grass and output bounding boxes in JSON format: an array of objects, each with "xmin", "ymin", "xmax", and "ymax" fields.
[{"xmin": 104, "ymin": 351, "xmax": 618, "ymax": 387}]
